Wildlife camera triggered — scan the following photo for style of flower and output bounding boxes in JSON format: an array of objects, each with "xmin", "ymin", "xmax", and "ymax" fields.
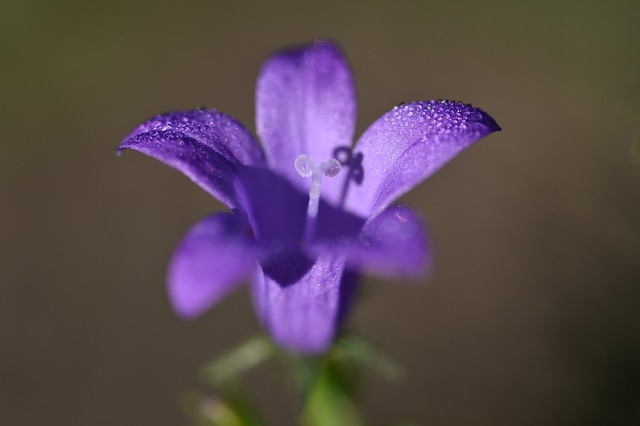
[{"xmin": 118, "ymin": 40, "xmax": 500, "ymax": 354}]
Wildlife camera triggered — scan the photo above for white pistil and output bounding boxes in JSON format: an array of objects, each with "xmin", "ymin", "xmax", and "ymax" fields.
[{"xmin": 294, "ymin": 154, "xmax": 342, "ymax": 244}]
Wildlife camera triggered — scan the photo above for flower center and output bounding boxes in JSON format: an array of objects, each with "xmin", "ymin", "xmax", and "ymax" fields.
[{"xmin": 294, "ymin": 154, "xmax": 342, "ymax": 244}]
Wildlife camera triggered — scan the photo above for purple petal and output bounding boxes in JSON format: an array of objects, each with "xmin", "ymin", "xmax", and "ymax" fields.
[
  {"xmin": 234, "ymin": 166, "xmax": 308, "ymax": 247},
  {"xmin": 234, "ymin": 166, "xmax": 366, "ymax": 288},
  {"xmin": 168, "ymin": 213, "xmax": 257, "ymax": 319},
  {"xmin": 119, "ymin": 109, "xmax": 264, "ymax": 209},
  {"xmin": 341, "ymin": 101, "xmax": 500, "ymax": 218},
  {"xmin": 251, "ymin": 256, "xmax": 358, "ymax": 354},
  {"xmin": 256, "ymin": 39, "xmax": 356, "ymax": 202},
  {"xmin": 230, "ymin": 155, "xmax": 367, "ymax": 252},
  {"xmin": 312, "ymin": 205, "xmax": 431, "ymax": 278}
]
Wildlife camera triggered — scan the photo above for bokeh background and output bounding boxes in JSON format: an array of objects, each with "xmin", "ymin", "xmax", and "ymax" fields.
[{"xmin": 2, "ymin": 1, "xmax": 640, "ymax": 425}]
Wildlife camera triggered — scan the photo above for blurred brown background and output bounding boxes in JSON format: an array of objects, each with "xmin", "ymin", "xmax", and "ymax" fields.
[{"xmin": 2, "ymin": 0, "xmax": 640, "ymax": 425}]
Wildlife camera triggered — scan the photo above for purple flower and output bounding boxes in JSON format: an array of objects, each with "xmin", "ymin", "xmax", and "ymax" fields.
[{"xmin": 119, "ymin": 40, "xmax": 500, "ymax": 354}]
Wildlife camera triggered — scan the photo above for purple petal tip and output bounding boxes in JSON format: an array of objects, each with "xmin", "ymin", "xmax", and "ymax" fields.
[{"xmin": 480, "ymin": 111, "xmax": 501, "ymax": 133}]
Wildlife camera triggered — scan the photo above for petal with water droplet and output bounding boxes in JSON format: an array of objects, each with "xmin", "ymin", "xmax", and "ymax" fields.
[
  {"xmin": 342, "ymin": 100, "xmax": 500, "ymax": 218},
  {"xmin": 119, "ymin": 109, "xmax": 265, "ymax": 209}
]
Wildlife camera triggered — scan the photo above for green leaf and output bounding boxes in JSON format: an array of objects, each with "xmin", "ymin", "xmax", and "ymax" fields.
[
  {"xmin": 333, "ymin": 335, "xmax": 405, "ymax": 382},
  {"xmin": 183, "ymin": 391, "xmax": 263, "ymax": 426},
  {"xmin": 302, "ymin": 363, "xmax": 364, "ymax": 426},
  {"xmin": 200, "ymin": 335, "xmax": 275, "ymax": 387}
]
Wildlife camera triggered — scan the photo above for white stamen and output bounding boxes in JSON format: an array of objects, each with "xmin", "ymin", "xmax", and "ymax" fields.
[{"xmin": 294, "ymin": 154, "xmax": 342, "ymax": 244}]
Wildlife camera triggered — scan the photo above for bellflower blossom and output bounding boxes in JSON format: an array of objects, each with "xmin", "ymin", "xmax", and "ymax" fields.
[{"xmin": 119, "ymin": 40, "xmax": 500, "ymax": 354}]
